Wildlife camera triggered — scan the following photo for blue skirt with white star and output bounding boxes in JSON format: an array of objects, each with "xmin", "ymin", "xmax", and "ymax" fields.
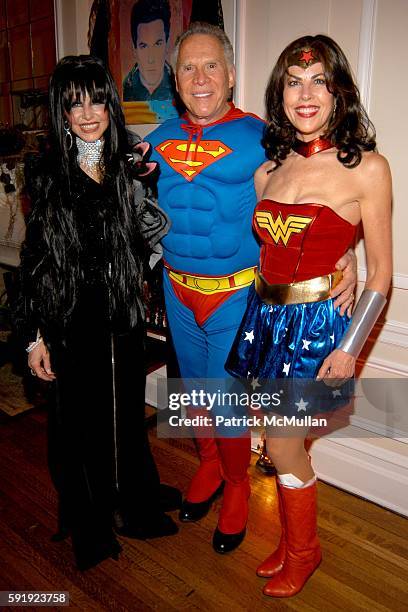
[{"xmin": 225, "ymin": 283, "xmax": 353, "ymax": 416}]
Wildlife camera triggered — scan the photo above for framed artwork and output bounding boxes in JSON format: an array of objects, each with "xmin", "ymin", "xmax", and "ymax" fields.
[{"xmin": 109, "ymin": 0, "xmax": 193, "ymax": 124}]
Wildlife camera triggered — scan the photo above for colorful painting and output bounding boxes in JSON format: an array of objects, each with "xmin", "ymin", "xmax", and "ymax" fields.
[{"xmin": 109, "ymin": 0, "xmax": 193, "ymax": 124}]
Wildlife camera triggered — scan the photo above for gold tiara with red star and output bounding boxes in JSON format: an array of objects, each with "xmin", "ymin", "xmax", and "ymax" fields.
[{"xmin": 297, "ymin": 48, "xmax": 317, "ymax": 68}]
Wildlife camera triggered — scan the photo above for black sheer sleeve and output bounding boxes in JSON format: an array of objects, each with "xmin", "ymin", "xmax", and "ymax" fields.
[{"xmin": 12, "ymin": 154, "xmax": 49, "ymax": 345}]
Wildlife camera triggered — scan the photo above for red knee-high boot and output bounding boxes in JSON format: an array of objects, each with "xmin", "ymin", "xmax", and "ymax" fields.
[
  {"xmin": 256, "ymin": 482, "xmax": 286, "ymax": 577},
  {"xmin": 263, "ymin": 481, "xmax": 321, "ymax": 597},
  {"xmin": 186, "ymin": 436, "xmax": 223, "ymax": 502},
  {"xmin": 179, "ymin": 432, "xmax": 224, "ymax": 522},
  {"xmin": 213, "ymin": 436, "xmax": 251, "ymax": 553}
]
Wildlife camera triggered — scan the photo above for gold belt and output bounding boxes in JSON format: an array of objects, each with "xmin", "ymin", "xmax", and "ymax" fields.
[
  {"xmin": 166, "ymin": 265, "xmax": 256, "ymax": 295},
  {"xmin": 255, "ymin": 269, "xmax": 342, "ymax": 305}
]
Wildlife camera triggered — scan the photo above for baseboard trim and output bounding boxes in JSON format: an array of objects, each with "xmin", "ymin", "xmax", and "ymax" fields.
[
  {"xmin": 376, "ymin": 319, "xmax": 408, "ymax": 349},
  {"xmin": 358, "ymin": 266, "xmax": 408, "ymax": 290},
  {"xmin": 358, "ymin": 355, "xmax": 408, "ymax": 376},
  {"xmin": 310, "ymin": 436, "xmax": 408, "ymax": 516}
]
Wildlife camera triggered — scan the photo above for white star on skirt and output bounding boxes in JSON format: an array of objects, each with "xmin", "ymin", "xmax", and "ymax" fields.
[
  {"xmin": 295, "ymin": 397, "xmax": 308, "ymax": 412},
  {"xmin": 251, "ymin": 377, "xmax": 261, "ymax": 390},
  {"xmin": 244, "ymin": 330, "xmax": 255, "ymax": 344},
  {"xmin": 282, "ymin": 362, "xmax": 291, "ymax": 376},
  {"xmin": 302, "ymin": 339, "xmax": 311, "ymax": 350}
]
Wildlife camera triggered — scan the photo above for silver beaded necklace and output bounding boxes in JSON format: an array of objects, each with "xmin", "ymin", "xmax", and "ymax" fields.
[{"xmin": 76, "ymin": 137, "xmax": 104, "ymax": 173}]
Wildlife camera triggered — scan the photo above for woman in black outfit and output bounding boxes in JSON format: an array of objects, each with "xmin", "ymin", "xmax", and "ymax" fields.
[{"xmin": 16, "ymin": 55, "xmax": 180, "ymax": 570}]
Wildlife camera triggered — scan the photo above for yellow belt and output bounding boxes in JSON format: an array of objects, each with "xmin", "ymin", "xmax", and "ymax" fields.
[
  {"xmin": 166, "ymin": 265, "xmax": 256, "ymax": 295},
  {"xmin": 255, "ymin": 269, "xmax": 342, "ymax": 305}
]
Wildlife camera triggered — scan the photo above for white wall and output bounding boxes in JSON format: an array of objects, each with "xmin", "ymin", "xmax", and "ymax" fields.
[
  {"xmin": 237, "ymin": 0, "xmax": 362, "ymax": 115},
  {"xmin": 54, "ymin": 0, "xmax": 93, "ymax": 59}
]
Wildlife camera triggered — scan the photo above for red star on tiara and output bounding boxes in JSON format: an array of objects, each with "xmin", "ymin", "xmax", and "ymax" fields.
[{"xmin": 298, "ymin": 48, "xmax": 316, "ymax": 67}]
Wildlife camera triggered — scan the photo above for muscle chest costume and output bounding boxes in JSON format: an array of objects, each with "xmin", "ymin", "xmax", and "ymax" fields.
[
  {"xmin": 148, "ymin": 104, "xmax": 266, "ymax": 379},
  {"xmin": 148, "ymin": 105, "xmax": 265, "ymax": 541},
  {"xmin": 225, "ymin": 200, "xmax": 356, "ymax": 406}
]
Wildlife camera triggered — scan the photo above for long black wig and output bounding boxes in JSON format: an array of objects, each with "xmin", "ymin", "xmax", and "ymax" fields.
[
  {"xmin": 19, "ymin": 55, "xmax": 145, "ymax": 341},
  {"xmin": 263, "ymin": 34, "xmax": 376, "ymax": 170}
]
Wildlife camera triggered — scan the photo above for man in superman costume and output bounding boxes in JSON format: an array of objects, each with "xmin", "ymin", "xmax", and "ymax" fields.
[{"xmin": 147, "ymin": 23, "xmax": 356, "ymax": 554}]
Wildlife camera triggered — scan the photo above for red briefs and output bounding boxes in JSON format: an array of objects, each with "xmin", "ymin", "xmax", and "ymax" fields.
[{"xmin": 168, "ymin": 277, "xmax": 237, "ymax": 327}]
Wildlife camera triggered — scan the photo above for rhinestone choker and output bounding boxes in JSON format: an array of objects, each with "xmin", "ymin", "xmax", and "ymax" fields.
[
  {"xmin": 76, "ymin": 137, "xmax": 104, "ymax": 172},
  {"xmin": 292, "ymin": 136, "xmax": 334, "ymax": 157}
]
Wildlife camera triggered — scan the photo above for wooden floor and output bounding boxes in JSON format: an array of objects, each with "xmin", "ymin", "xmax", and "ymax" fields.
[{"xmin": 0, "ymin": 407, "xmax": 408, "ymax": 611}]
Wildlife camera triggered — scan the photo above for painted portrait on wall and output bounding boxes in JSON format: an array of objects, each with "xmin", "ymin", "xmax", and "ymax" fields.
[{"xmin": 109, "ymin": 0, "xmax": 193, "ymax": 124}]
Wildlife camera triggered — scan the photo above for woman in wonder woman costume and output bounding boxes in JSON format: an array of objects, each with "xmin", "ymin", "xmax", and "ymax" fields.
[{"xmin": 226, "ymin": 35, "xmax": 392, "ymax": 597}]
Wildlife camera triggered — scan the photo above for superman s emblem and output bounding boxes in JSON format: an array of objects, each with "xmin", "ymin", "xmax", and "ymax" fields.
[
  {"xmin": 155, "ymin": 139, "xmax": 232, "ymax": 181},
  {"xmin": 255, "ymin": 211, "xmax": 313, "ymax": 246}
]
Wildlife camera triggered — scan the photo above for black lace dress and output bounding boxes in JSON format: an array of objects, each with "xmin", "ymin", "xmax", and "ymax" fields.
[{"xmin": 17, "ymin": 167, "xmax": 173, "ymax": 570}]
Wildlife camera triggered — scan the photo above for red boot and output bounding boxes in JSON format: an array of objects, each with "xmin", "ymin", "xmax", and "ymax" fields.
[
  {"xmin": 186, "ymin": 436, "xmax": 222, "ymax": 502},
  {"xmin": 263, "ymin": 481, "xmax": 321, "ymax": 597},
  {"xmin": 213, "ymin": 436, "xmax": 251, "ymax": 553},
  {"xmin": 179, "ymin": 436, "xmax": 223, "ymax": 523},
  {"xmin": 256, "ymin": 483, "xmax": 286, "ymax": 577}
]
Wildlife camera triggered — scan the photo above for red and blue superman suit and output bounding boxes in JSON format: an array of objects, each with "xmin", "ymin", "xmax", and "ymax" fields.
[{"xmin": 148, "ymin": 104, "xmax": 265, "ymax": 538}]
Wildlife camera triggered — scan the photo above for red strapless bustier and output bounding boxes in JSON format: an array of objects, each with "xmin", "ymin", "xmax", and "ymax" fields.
[{"xmin": 253, "ymin": 200, "xmax": 357, "ymax": 284}]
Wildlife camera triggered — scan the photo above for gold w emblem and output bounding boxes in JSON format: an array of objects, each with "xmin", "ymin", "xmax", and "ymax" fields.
[{"xmin": 255, "ymin": 211, "xmax": 313, "ymax": 246}]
